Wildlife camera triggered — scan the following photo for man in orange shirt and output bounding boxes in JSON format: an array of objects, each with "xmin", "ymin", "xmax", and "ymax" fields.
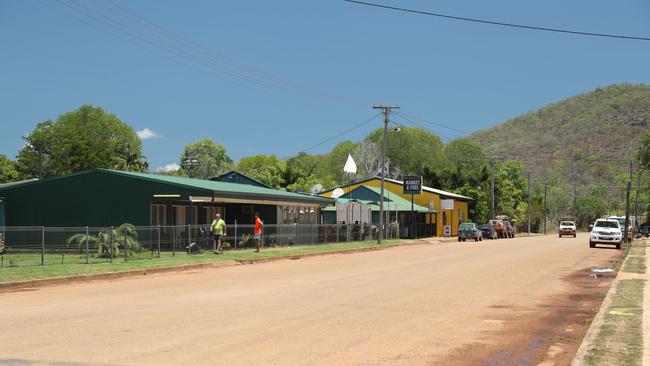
[{"xmin": 254, "ymin": 212, "xmax": 264, "ymax": 252}]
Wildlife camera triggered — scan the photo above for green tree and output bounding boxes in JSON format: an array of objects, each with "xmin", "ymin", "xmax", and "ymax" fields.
[
  {"xmin": 236, "ymin": 155, "xmax": 286, "ymax": 189},
  {"xmin": 17, "ymin": 105, "xmax": 146, "ymax": 178},
  {"xmin": 639, "ymin": 133, "xmax": 650, "ymax": 170},
  {"xmin": 0, "ymin": 154, "xmax": 19, "ymax": 183},
  {"xmin": 179, "ymin": 139, "xmax": 232, "ymax": 179},
  {"xmin": 365, "ymin": 127, "xmax": 445, "ymax": 178},
  {"xmin": 454, "ymin": 184, "xmax": 489, "ymax": 223},
  {"xmin": 319, "ymin": 140, "xmax": 358, "ymax": 184}
]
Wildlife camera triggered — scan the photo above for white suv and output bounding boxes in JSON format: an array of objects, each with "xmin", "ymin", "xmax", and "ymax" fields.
[
  {"xmin": 589, "ymin": 219, "xmax": 623, "ymax": 249},
  {"xmin": 558, "ymin": 221, "xmax": 576, "ymax": 238}
]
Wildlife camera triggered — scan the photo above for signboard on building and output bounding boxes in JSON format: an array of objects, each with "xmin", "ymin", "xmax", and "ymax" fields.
[
  {"xmin": 403, "ymin": 176, "xmax": 422, "ymax": 195},
  {"xmin": 440, "ymin": 199, "xmax": 454, "ymax": 210}
]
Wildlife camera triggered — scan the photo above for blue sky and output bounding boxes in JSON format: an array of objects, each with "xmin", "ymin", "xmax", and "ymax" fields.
[{"xmin": 1, "ymin": 0, "xmax": 649, "ymax": 172}]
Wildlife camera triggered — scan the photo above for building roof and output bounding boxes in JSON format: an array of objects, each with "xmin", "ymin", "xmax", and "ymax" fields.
[
  {"xmin": 320, "ymin": 176, "xmax": 472, "ymax": 201},
  {"xmin": 0, "ymin": 178, "xmax": 38, "ymax": 189},
  {"xmin": 0, "ymin": 169, "xmax": 334, "ymax": 205},
  {"xmin": 210, "ymin": 170, "xmax": 271, "ymax": 189},
  {"xmin": 323, "ymin": 185, "xmax": 432, "ymax": 212}
]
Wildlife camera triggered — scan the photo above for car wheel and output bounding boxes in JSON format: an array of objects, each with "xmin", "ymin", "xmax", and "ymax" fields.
[
  {"xmin": 616, "ymin": 242, "xmax": 621, "ymax": 250},
  {"xmin": 458, "ymin": 237, "xmax": 461, "ymax": 242},
  {"xmin": 573, "ymin": 234, "xmax": 576, "ymax": 238},
  {"xmin": 559, "ymin": 234, "xmax": 562, "ymax": 238},
  {"xmin": 589, "ymin": 240, "xmax": 595, "ymax": 248},
  {"xmin": 479, "ymin": 236, "xmax": 483, "ymax": 241}
]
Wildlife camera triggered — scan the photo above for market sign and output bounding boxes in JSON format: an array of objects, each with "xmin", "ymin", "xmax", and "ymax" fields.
[{"xmin": 403, "ymin": 176, "xmax": 422, "ymax": 195}]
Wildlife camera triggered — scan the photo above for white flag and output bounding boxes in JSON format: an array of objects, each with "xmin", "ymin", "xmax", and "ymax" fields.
[{"xmin": 343, "ymin": 154, "xmax": 357, "ymax": 174}]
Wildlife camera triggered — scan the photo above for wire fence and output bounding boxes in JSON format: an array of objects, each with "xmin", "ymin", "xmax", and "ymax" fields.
[{"xmin": 0, "ymin": 223, "xmax": 401, "ymax": 268}]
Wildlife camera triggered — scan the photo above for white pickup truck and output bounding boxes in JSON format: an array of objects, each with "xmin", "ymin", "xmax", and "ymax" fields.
[{"xmin": 558, "ymin": 221, "xmax": 576, "ymax": 238}]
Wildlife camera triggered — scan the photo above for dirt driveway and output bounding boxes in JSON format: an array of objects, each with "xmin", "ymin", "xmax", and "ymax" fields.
[{"xmin": 0, "ymin": 233, "xmax": 620, "ymax": 365}]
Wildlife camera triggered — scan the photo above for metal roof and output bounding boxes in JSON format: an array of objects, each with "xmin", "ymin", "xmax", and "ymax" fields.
[
  {"xmin": 320, "ymin": 176, "xmax": 472, "ymax": 201},
  {"xmin": 323, "ymin": 185, "xmax": 432, "ymax": 212}
]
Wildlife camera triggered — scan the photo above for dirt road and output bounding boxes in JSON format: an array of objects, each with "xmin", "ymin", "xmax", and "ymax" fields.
[{"xmin": 1, "ymin": 233, "xmax": 620, "ymax": 366}]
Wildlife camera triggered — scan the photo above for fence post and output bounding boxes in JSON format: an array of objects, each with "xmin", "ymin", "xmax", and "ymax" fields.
[
  {"xmin": 324, "ymin": 225, "xmax": 327, "ymax": 244},
  {"xmin": 187, "ymin": 224, "xmax": 191, "ymax": 256},
  {"xmin": 157, "ymin": 225, "xmax": 161, "ymax": 258},
  {"xmin": 336, "ymin": 224, "xmax": 339, "ymax": 243},
  {"xmin": 85, "ymin": 226, "xmax": 89, "ymax": 264},
  {"xmin": 234, "ymin": 220, "xmax": 238, "ymax": 249},
  {"xmin": 123, "ymin": 226, "xmax": 128, "ymax": 262},
  {"xmin": 41, "ymin": 226, "xmax": 45, "ymax": 266},
  {"xmin": 110, "ymin": 225, "xmax": 114, "ymax": 264},
  {"xmin": 295, "ymin": 223, "xmax": 298, "ymax": 245},
  {"xmin": 172, "ymin": 226, "xmax": 176, "ymax": 257}
]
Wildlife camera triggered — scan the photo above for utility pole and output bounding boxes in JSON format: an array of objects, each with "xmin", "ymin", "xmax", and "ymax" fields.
[
  {"xmin": 527, "ymin": 172, "xmax": 531, "ymax": 234},
  {"xmin": 544, "ymin": 183, "xmax": 548, "ymax": 235},
  {"xmin": 624, "ymin": 161, "xmax": 633, "ymax": 244},
  {"xmin": 634, "ymin": 171, "xmax": 642, "ymax": 231},
  {"xmin": 490, "ymin": 159, "xmax": 495, "ymax": 220},
  {"xmin": 373, "ymin": 104, "xmax": 399, "ymax": 244}
]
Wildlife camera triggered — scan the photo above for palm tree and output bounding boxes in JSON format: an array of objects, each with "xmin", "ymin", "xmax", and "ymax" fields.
[{"xmin": 66, "ymin": 223, "xmax": 142, "ymax": 257}]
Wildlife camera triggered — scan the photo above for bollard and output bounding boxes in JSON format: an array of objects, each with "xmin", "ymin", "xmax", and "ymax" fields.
[
  {"xmin": 85, "ymin": 226, "xmax": 89, "ymax": 264},
  {"xmin": 157, "ymin": 225, "xmax": 161, "ymax": 258},
  {"xmin": 234, "ymin": 220, "xmax": 238, "ymax": 249},
  {"xmin": 123, "ymin": 226, "xmax": 128, "ymax": 262},
  {"xmin": 41, "ymin": 226, "xmax": 45, "ymax": 266}
]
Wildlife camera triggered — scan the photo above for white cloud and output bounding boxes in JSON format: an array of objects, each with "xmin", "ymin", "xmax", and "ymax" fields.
[
  {"xmin": 136, "ymin": 128, "xmax": 161, "ymax": 140},
  {"xmin": 156, "ymin": 163, "xmax": 180, "ymax": 173}
]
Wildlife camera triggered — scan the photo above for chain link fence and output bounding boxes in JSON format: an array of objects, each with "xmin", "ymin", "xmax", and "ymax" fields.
[{"xmin": 0, "ymin": 222, "xmax": 401, "ymax": 269}]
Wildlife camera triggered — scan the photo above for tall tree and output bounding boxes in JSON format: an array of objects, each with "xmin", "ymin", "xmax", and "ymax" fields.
[
  {"xmin": 179, "ymin": 139, "xmax": 232, "ymax": 179},
  {"xmin": 16, "ymin": 105, "xmax": 146, "ymax": 178},
  {"xmin": 236, "ymin": 155, "xmax": 286, "ymax": 189},
  {"xmin": 352, "ymin": 140, "xmax": 379, "ymax": 179},
  {"xmin": 0, "ymin": 154, "xmax": 19, "ymax": 183}
]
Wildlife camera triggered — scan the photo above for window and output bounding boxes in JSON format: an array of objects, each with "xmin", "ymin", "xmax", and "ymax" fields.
[{"xmin": 151, "ymin": 205, "xmax": 166, "ymax": 226}]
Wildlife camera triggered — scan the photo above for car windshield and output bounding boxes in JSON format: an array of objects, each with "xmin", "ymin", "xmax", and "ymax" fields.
[
  {"xmin": 560, "ymin": 221, "xmax": 574, "ymax": 226},
  {"xmin": 595, "ymin": 221, "xmax": 619, "ymax": 228},
  {"xmin": 479, "ymin": 225, "xmax": 491, "ymax": 229},
  {"xmin": 460, "ymin": 224, "xmax": 474, "ymax": 229}
]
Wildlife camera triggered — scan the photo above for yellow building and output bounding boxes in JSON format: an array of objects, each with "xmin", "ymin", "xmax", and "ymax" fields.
[{"xmin": 320, "ymin": 177, "xmax": 471, "ymax": 237}]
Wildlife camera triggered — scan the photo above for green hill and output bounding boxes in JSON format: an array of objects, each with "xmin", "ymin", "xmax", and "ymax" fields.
[{"xmin": 472, "ymin": 83, "xmax": 650, "ymax": 184}]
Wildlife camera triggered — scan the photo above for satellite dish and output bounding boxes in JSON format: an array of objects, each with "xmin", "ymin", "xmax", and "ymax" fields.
[
  {"xmin": 310, "ymin": 184, "xmax": 323, "ymax": 195},
  {"xmin": 331, "ymin": 188, "xmax": 345, "ymax": 198}
]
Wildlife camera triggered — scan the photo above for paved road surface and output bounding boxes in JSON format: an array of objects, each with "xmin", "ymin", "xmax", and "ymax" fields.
[{"xmin": 1, "ymin": 233, "xmax": 619, "ymax": 365}]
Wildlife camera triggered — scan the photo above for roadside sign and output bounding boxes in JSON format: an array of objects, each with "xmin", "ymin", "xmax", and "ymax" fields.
[
  {"xmin": 403, "ymin": 176, "xmax": 422, "ymax": 195},
  {"xmin": 443, "ymin": 225, "xmax": 451, "ymax": 237}
]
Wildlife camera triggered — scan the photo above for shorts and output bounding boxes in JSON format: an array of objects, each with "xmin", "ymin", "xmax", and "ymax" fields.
[
  {"xmin": 214, "ymin": 234, "xmax": 224, "ymax": 240},
  {"xmin": 253, "ymin": 234, "xmax": 261, "ymax": 240}
]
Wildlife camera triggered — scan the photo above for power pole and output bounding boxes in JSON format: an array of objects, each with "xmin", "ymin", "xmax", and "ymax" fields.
[
  {"xmin": 490, "ymin": 159, "xmax": 495, "ymax": 220},
  {"xmin": 373, "ymin": 104, "xmax": 399, "ymax": 244},
  {"xmin": 624, "ymin": 161, "xmax": 633, "ymax": 244},
  {"xmin": 634, "ymin": 171, "xmax": 642, "ymax": 230},
  {"xmin": 527, "ymin": 172, "xmax": 531, "ymax": 234},
  {"xmin": 544, "ymin": 183, "xmax": 548, "ymax": 235}
]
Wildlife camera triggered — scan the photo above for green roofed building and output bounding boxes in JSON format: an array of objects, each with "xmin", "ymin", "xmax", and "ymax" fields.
[
  {"xmin": 0, "ymin": 169, "xmax": 333, "ymax": 228},
  {"xmin": 323, "ymin": 185, "xmax": 436, "ymax": 238}
]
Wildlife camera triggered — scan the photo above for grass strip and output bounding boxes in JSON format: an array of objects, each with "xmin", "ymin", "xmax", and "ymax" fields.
[
  {"xmin": 0, "ymin": 240, "xmax": 400, "ymax": 283},
  {"xmin": 585, "ymin": 279, "xmax": 644, "ymax": 366}
]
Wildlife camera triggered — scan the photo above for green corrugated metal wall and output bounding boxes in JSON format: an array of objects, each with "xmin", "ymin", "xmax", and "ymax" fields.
[{"xmin": 0, "ymin": 170, "xmax": 211, "ymax": 227}]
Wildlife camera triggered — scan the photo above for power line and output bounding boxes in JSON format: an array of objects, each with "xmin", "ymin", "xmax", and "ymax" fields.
[
  {"xmin": 282, "ymin": 113, "xmax": 382, "ymax": 160},
  {"xmin": 396, "ymin": 112, "xmax": 472, "ymax": 136},
  {"xmin": 344, "ymin": 0, "xmax": 650, "ymax": 42},
  {"xmin": 50, "ymin": 0, "xmax": 370, "ymax": 107}
]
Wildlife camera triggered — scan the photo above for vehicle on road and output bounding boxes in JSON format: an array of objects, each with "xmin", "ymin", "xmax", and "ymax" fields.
[
  {"xmin": 489, "ymin": 219, "xmax": 507, "ymax": 238},
  {"xmin": 479, "ymin": 224, "xmax": 498, "ymax": 239},
  {"xmin": 589, "ymin": 219, "xmax": 623, "ymax": 249},
  {"xmin": 496, "ymin": 215, "xmax": 515, "ymax": 238},
  {"xmin": 558, "ymin": 221, "xmax": 576, "ymax": 238},
  {"xmin": 458, "ymin": 223, "xmax": 483, "ymax": 242},
  {"xmin": 608, "ymin": 216, "xmax": 634, "ymax": 241}
]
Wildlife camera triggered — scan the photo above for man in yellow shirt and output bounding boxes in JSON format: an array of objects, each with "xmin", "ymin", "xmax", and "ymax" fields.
[{"xmin": 210, "ymin": 213, "xmax": 226, "ymax": 254}]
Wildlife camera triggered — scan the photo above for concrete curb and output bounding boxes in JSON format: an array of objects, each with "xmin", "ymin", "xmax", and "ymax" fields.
[
  {"xmin": 571, "ymin": 240, "xmax": 648, "ymax": 366},
  {"xmin": 0, "ymin": 239, "xmax": 444, "ymax": 292}
]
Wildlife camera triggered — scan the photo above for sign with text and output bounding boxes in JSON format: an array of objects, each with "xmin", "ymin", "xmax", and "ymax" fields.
[{"xmin": 403, "ymin": 176, "xmax": 422, "ymax": 195}]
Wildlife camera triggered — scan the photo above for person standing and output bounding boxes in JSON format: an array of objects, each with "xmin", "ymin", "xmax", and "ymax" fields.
[
  {"xmin": 254, "ymin": 212, "xmax": 264, "ymax": 252},
  {"xmin": 210, "ymin": 213, "xmax": 226, "ymax": 254}
]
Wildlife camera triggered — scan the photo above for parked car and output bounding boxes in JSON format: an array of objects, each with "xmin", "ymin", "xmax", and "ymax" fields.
[
  {"xmin": 458, "ymin": 223, "xmax": 483, "ymax": 242},
  {"xmin": 495, "ymin": 216, "xmax": 515, "ymax": 238},
  {"xmin": 589, "ymin": 219, "xmax": 623, "ymax": 249},
  {"xmin": 479, "ymin": 224, "xmax": 498, "ymax": 239},
  {"xmin": 608, "ymin": 216, "xmax": 634, "ymax": 241},
  {"xmin": 489, "ymin": 219, "xmax": 506, "ymax": 239},
  {"xmin": 558, "ymin": 221, "xmax": 576, "ymax": 238}
]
